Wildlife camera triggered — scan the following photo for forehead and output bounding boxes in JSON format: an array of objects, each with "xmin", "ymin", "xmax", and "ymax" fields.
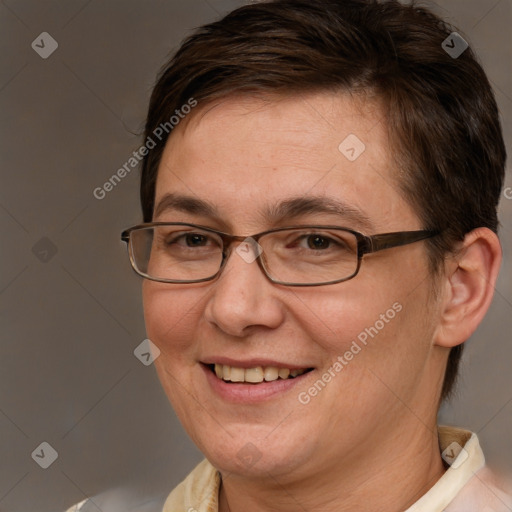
[
  {"xmin": 154, "ymin": 92, "xmax": 419, "ymax": 233},
  {"xmin": 173, "ymin": 92, "xmax": 383, "ymax": 163}
]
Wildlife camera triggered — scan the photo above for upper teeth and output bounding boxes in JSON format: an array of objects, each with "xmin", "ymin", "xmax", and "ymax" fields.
[{"xmin": 214, "ymin": 364, "xmax": 307, "ymax": 383}]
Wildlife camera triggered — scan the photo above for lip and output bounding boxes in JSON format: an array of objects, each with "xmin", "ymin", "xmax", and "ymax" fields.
[
  {"xmin": 201, "ymin": 357, "xmax": 311, "ymax": 370},
  {"xmin": 200, "ymin": 363, "xmax": 314, "ymax": 404}
]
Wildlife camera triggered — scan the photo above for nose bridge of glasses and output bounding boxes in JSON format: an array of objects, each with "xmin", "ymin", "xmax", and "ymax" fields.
[{"xmin": 223, "ymin": 234, "xmax": 264, "ymax": 265}]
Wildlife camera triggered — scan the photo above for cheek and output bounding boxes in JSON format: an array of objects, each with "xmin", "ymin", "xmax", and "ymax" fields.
[
  {"xmin": 289, "ymin": 282, "xmax": 404, "ymax": 355},
  {"xmin": 292, "ymin": 265, "xmax": 435, "ymax": 380},
  {"xmin": 142, "ymin": 283, "xmax": 207, "ymax": 423},
  {"xmin": 142, "ymin": 282, "xmax": 204, "ymax": 357}
]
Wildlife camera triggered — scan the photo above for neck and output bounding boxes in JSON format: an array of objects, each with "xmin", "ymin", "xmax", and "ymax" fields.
[{"xmin": 219, "ymin": 422, "xmax": 446, "ymax": 512}]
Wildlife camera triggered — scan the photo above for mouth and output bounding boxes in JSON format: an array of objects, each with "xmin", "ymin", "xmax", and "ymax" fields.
[{"xmin": 208, "ymin": 363, "xmax": 314, "ymax": 384}]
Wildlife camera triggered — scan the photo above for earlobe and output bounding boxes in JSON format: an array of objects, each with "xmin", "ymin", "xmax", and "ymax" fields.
[{"xmin": 433, "ymin": 228, "xmax": 502, "ymax": 348}]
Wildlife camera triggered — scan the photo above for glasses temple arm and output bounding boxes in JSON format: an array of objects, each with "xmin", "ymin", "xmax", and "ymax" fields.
[{"xmin": 364, "ymin": 230, "xmax": 439, "ymax": 254}]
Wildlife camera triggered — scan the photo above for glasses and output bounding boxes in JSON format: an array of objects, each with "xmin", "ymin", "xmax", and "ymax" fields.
[{"xmin": 121, "ymin": 222, "xmax": 439, "ymax": 287}]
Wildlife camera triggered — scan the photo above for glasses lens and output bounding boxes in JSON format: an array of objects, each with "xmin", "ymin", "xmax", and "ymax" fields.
[
  {"xmin": 129, "ymin": 225, "xmax": 224, "ymax": 282},
  {"xmin": 260, "ymin": 228, "xmax": 359, "ymax": 284}
]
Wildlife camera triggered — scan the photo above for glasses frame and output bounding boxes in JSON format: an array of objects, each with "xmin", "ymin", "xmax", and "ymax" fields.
[{"xmin": 121, "ymin": 222, "xmax": 439, "ymax": 287}]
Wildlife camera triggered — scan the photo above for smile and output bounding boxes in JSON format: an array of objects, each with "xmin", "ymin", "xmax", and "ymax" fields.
[{"xmin": 211, "ymin": 364, "xmax": 312, "ymax": 384}]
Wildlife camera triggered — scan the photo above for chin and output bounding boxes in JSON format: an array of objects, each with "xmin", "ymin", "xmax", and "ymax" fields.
[{"xmin": 193, "ymin": 424, "xmax": 313, "ymax": 479}]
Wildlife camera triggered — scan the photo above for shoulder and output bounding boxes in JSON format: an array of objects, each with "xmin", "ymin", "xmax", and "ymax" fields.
[
  {"xmin": 408, "ymin": 426, "xmax": 511, "ymax": 512},
  {"xmin": 64, "ymin": 499, "xmax": 88, "ymax": 512},
  {"xmin": 162, "ymin": 458, "xmax": 220, "ymax": 512},
  {"xmin": 439, "ymin": 426, "xmax": 512, "ymax": 511},
  {"xmin": 446, "ymin": 465, "xmax": 512, "ymax": 512},
  {"xmin": 63, "ymin": 460, "xmax": 219, "ymax": 512}
]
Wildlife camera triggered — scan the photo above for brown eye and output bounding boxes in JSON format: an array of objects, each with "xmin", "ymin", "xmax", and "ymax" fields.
[
  {"xmin": 306, "ymin": 235, "xmax": 331, "ymax": 250},
  {"xmin": 183, "ymin": 233, "xmax": 209, "ymax": 247}
]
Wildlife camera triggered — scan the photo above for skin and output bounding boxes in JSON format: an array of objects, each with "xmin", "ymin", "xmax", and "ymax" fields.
[{"xmin": 142, "ymin": 92, "xmax": 502, "ymax": 511}]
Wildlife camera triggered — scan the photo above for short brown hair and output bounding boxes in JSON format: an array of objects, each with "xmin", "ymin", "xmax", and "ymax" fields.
[{"xmin": 140, "ymin": 0, "xmax": 506, "ymax": 401}]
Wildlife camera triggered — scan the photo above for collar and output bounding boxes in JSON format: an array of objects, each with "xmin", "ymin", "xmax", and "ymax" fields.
[{"xmin": 404, "ymin": 426, "xmax": 485, "ymax": 511}]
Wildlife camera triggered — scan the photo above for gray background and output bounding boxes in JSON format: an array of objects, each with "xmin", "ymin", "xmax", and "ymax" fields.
[{"xmin": 0, "ymin": 1, "xmax": 510, "ymax": 511}]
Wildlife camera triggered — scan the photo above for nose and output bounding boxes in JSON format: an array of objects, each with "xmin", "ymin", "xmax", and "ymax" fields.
[{"xmin": 203, "ymin": 240, "xmax": 285, "ymax": 337}]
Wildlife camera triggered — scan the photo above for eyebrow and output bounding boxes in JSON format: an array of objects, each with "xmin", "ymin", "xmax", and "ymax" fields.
[
  {"xmin": 154, "ymin": 193, "xmax": 218, "ymax": 219},
  {"xmin": 266, "ymin": 196, "xmax": 374, "ymax": 230},
  {"xmin": 153, "ymin": 193, "xmax": 374, "ymax": 231}
]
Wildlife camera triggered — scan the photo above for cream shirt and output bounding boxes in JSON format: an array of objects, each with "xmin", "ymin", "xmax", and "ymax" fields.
[{"xmin": 65, "ymin": 427, "xmax": 512, "ymax": 511}]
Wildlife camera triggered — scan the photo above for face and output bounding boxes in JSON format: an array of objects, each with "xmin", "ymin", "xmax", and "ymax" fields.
[{"xmin": 143, "ymin": 92, "xmax": 445, "ymax": 481}]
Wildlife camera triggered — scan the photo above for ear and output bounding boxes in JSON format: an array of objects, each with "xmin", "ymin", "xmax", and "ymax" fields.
[{"xmin": 433, "ymin": 227, "xmax": 502, "ymax": 348}]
